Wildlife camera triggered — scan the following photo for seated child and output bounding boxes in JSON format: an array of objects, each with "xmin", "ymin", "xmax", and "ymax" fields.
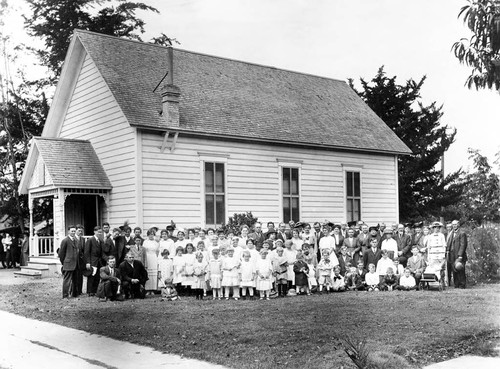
[
  {"xmin": 331, "ymin": 265, "xmax": 346, "ymax": 292},
  {"xmin": 396, "ymin": 268, "xmax": 417, "ymax": 291},
  {"xmin": 307, "ymin": 260, "xmax": 317, "ymax": 292},
  {"xmin": 365, "ymin": 263, "xmax": 380, "ymax": 291},
  {"xmin": 393, "ymin": 258, "xmax": 405, "ymax": 278},
  {"xmin": 379, "ymin": 266, "xmax": 398, "ymax": 291},
  {"xmin": 407, "ymin": 245, "xmax": 426, "ymax": 288},
  {"xmin": 345, "ymin": 266, "xmax": 364, "ymax": 291},
  {"xmin": 273, "ymin": 247, "xmax": 288, "ymax": 297},
  {"xmin": 317, "ymin": 254, "xmax": 334, "ymax": 293},
  {"xmin": 240, "ymin": 250, "xmax": 256, "ymax": 300},
  {"xmin": 376, "ymin": 249, "xmax": 395, "ymax": 281},
  {"xmin": 293, "ymin": 249, "xmax": 310, "ymax": 295}
]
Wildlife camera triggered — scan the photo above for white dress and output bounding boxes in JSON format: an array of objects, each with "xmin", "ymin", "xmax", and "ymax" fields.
[
  {"xmin": 182, "ymin": 253, "xmax": 196, "ymax": 286},
  {"xmin": 158, "ymin": 258, "xmax": 173, "ymax": 287},
  {"xmin": 221, "ymin": 256, "xmax": 240, "ymax": 287},
  {"xmin": 255, "ymin": 258, "xmax": 273, "ymax": 291},
  {"xmin": 240, "ymin": 260, "xmax": 256, "ymax": 287},
  {"xmin": 142, "ymin": 239, "xmax": 159, "ymax": 290},
  {"xmin": 172, "ymin": 255, "xmax": 185, "ymax": 284}
]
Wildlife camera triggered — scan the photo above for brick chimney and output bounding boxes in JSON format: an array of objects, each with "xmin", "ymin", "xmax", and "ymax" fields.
[{"xmin": 161, "ymin": 46, "xmax": 180, "ymax": 127}]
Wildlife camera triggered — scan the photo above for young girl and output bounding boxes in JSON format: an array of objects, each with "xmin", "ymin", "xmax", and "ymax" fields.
[
  {"xmin": 293, "ymin": 249, "xmax": 310, "ymax": 295},
  {"xmin": 291, "ymin": 229, "xmax": 303, "ymax": 251},
  {"xmin": 365, "ymin": 263, "xmax": 380, "ymax": 291},
  {"xmin": 158, "ymin": 249, "xmax": 173, "ymax": 288},
  {"xmin": 174, "ymin": 230, "xmax": 187, "ymax": 250},
  {"xmin": 182, "ymin": 243, "xmax": 196, "ymax": 295},
  {"xmin": 209, "ymin": 248, "xmax": 223, "ymax": 300},
  {"xmin": 158, "ymin": 249, "xmax": 178, "ymax": 300},
  {"xmin": 240, "ymin": 250, "xmax": 256, "ymax": 300},
  {"xmin": 256, "ymin": 249, "xmax": 273, "ymax": 300},
  {"xmin": 273, "ymin": 247, "xmax": 288, "ymax": 297},
  {"xmin": 221, "ymin": 247, "xmax": 240, "ymax": 300},
  {"xmin": 246, "ymin": 239, "xmax": 260, "ymax": 265},
  {"xmin": 172, "ymin": 246, "xmax": 185, "ymax": 290},
  {"xmin": 193, "ymin": 252, "xmax": 208, "ymax": 300},
  {"xmin": 283, "ymin": 240, "xmax": 297, "ymax": 295}
]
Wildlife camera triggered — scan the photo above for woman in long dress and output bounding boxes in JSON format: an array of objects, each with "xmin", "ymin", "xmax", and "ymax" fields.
[{"xmin": 142, "ymin": 228, "xmax": 159, "ymax": 294}]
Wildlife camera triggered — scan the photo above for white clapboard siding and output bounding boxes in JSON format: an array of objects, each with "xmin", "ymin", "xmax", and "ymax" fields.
[
  {"xmin": 140, "ymin": 132, "xmax": 399, "ymax": 230},
  {"xmin": 58, "ymin": 53, "xmax": 137, "ymax": 226},
  {"xmin": 29, "ymin": 156, "xmax": 53, "ymax": 189}
]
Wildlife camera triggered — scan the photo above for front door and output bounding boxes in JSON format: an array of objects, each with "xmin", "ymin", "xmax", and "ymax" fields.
[{"xmin": 64, "ymin": 195, "xmax": 101, "ymax": 235}]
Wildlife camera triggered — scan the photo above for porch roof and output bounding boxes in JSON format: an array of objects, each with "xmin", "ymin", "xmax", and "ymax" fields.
[{"xmin": 19, "ymin": 137, "xmax": 112, "ymax": 194}]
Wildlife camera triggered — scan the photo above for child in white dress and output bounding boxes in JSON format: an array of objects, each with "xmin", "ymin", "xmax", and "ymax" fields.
[
  {"xmin": 240, "ymin": 251, "xmax": 256, "ymax": 300},
  {"xmin": 256, "ymin": 249, "xmax": 273, "ymax": 300},
  {"xmin": 221, "ymin": 247, "xmax": 240, "ymax": 300},
  {"xmin": 182, "ymin": 243, "xmax": 196, "ymax": 295},
  {"xmin": 193, "ymin": 252, "xmax": 208, "ymax": 300},
  {"xmin": 209, "ymin": 248, "xmax": 223, "ymax": 300}
]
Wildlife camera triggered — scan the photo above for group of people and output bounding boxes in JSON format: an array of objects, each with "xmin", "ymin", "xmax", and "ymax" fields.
[
  {"xmin": 0, "ymin": 232, "xmax": 29, "ymax": 269},
  {"xmin": 57, "ymin": 218, "xmax": 468, "ymax": 301}
]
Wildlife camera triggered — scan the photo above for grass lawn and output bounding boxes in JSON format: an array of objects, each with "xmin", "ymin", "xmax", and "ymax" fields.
[{"xmin": 0, "ymin": 277, "xmax": 499, "ymax": 368}]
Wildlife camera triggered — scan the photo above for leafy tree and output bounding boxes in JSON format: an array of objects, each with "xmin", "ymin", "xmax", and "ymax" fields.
[
  {"xmin": 222, "ymin": 212, "xmax": 259, "ymax": 236},
  {"xmin": 24, "ymin": 0, "xmax": 161, "ymax": 78},
  {"xmin": 449, "ymin": 149, "xmax": 500, "ymax": 224},
  {"xmin": 349, "ymin": 67, "xmax": 464, "ymax": 222},
  {"xmin": 452, "ymin": 0, "xmax": 500, "ymax": 90}
]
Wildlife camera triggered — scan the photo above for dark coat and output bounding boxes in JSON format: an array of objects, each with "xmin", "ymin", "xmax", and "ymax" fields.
[
  {"xmin": 338, "ymin": 254, "xmax": 353, "ymax": 276},
  {"xmin": 293, "ymin": 259, "xmax": 309, "ymax": 287},
  {"xmin": 102, "ymin": 237, "xmax": 119, "ymax": 264},
  {"xmin": 447, "ymin": 229, "xmax": 468, "ymax": 263},
  {"xmin": 395, "ymin": 233, "xmax": 412, "ymax": 259},
  {"xmin": 84, "ymin": 236, "xmax": 102, "ymax": 267},
  {"xmin": 363, "ymin": 248, "xmax": 382, "ymax": 270},
  {"xmin": 58, "ymin": 236, "xmax": 79, "ymax": 271},
  {"xmin": 119, "ymin": 259, "xmax": 149, "ymax": 286}
]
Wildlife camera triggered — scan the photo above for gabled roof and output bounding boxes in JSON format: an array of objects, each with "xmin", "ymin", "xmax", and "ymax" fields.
[
  {"xmin": 63, "ymin": 30, "xmax": 411, "ymax": 155},
  {"xmin": 19, "ymin": 137, "xmax": 112, "ymax": 194}
]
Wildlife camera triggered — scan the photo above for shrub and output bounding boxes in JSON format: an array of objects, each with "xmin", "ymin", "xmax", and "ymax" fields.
[
  {"xmin": 466, "ymin": 226, "xmax": 500, "ymax": 284},
  {"xmin": 221, "ymin": 212, "xmax": 259, "ymax": 236}
]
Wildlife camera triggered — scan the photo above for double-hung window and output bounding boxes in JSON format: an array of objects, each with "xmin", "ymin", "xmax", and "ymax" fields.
[
  {"xmin": 205, "ymin": 162, "xmax": 225, "ymax": 227},
  {"xmin": 282, "ymin": 167, "xmax": 299, "ymax": 223},
  {"xmin": 346, "ymin": 171, "xmax": 361, "ymax": 222}
]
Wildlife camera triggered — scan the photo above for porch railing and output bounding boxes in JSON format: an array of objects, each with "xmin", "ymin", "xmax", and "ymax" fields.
[{"xmin": 31, "ymin": 235, "xmax": 92, "ymax": 258}]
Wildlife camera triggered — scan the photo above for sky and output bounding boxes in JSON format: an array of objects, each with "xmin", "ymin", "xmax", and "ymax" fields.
[{"xmin": 3, "ymin": 0, "xmax": 500, "ymax": 175}]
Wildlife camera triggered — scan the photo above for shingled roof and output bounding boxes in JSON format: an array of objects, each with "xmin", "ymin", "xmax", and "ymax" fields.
[
  {"xmin": 75, "ymin": 30, "xmax": 411, "ymax": 155},
  {"xmin": 34, "ymin": 137, "xmax": 112, "ymax": 189}
]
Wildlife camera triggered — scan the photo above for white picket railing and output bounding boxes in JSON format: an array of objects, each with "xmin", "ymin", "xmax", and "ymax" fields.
[{"xmin": 31, "ymin": 235, "xmax": 92, "ymax": 257}]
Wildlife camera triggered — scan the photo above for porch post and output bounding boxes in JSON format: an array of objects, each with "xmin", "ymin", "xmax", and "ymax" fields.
[{"xmin": 28, "ymin": 192, "xmax": 34, "ymax": 256}]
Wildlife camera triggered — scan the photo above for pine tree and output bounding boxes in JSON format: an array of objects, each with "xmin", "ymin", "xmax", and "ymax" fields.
[{"xmin": 349, "ymin": 67, "xmax": 464, "ymax": 221}]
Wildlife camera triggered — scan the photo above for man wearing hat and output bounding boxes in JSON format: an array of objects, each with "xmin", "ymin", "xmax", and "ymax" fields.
[
  {"xmin": 367, "ymin": 226, "xmax": 381, "ymax": 249},
  {"xmin": 447, "ymin": 220, "xmax": 468, "ymax": 288},
  {"xmin": 356, "ymin": 224, "xmax": 370, "ymax": 259},
  {"xmin": 380, "ymin": 228, "xmax": 398, "ymax": 261},
  {"xmin": 411, "ymin": 222, "xmax": 425, "ymax": 249}
]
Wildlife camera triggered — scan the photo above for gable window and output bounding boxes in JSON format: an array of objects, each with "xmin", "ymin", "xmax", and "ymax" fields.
[
  {"xmin": 205, "ymin": 162, "xmax": 225, "ymax": 226},
  {"xmin": 346, "ymin": 171, "xmax": 361, "ymax": 222},
  {"xmin": 282, "ymin": 167, "xmax": 299, "ymax": 223}
]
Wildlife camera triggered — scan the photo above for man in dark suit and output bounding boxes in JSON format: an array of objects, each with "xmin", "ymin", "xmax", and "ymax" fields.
[
  {"xmin": 332, "ymin": 225, "xmax": 345, "ymax": 255},
  {"xmin": 363, "ymin": 238, "xmax": 382, "ymax": 270},
  {"xmin": 103, "ymin": 228, "xmax": 120, "ymax": 265},
  {"xmin": 119, "ymin": 226, "xmax": 137, "ymax": 262},
  {"xmin": 276, "ymin": 222, "xmax": 291, "ymax": 242},
  {"xmin": 394, "ymin": 224, "xmax": 412, "ymax": 266},
  {"xmin": 119, "ymin": 252, "xmax": 148, "ymax": 299},
  {"xmin": 84, "ymin": 226, "xmax": 103, "ymax": 296},
  {"xmin": 411, "ymin": 222, "xmax": 424, "ymax": 248},
  {"xmin": 248, "ymin": 222, "xmax": 265, "ymax": 250},
  {"xmin": 58, "ymin": 225, "xmax": 79, "ymax": 298},
  {"xmin": 447, "ymin": 220, "xmax": 468, "ymax": 288},
  {"xmin": 74, "ymin": 224, "xmax": 86, "ymax": 296},
  {"xmin": 97, "ymin": 256, "xmax": 122, "ymax": 301}
]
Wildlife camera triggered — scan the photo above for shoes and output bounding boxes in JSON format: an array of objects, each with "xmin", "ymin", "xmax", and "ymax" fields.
[
  {"xmin": 266, "ymin": 297, "xmax": 270, "ymax": 300},
  {"xmin": 225, "ymin": 297, "xmax": 229, "ymax": 300},
  {"xmin": 259, "ymin": 297, "xmax": 264, "ymax": 300},
  {"xmin": 233, "ymin": 297, "xmax": 239, "ymax": 301},
  {"xmin": 99, "ymin": 298, "xmax": 108, "ymax": 302}
]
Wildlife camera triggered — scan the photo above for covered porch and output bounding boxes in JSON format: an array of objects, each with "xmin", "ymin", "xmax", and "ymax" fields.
[{"xmin": 19, "ymin": 137, "xmax": 113, "ymax": 269}]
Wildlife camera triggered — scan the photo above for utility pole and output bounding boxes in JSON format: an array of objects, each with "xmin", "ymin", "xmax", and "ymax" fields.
[{"xmin": 440, "ymin": 154, "xmax": 445, "ymax": 225}]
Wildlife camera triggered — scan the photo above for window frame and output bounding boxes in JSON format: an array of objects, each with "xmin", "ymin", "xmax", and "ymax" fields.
[
  {"xmin": 343, "ymin": 164, "xmax": 363, "ymax": 223},
  {"xmin": 199, "ymin": 152, "xmax": 228, "ymax": 228},
  {"xmin": 277, "ymin": 159, "xmax": 302, "ymax": 223}
]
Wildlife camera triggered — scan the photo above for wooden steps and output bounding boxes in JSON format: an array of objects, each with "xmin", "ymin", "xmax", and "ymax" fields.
[{"xmin": 14, "ymin": 269, "xmax": 42, "ymax": 279}]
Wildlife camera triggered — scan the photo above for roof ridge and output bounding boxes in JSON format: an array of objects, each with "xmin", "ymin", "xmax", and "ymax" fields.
[
  {"xmin": 35, "ymin": 136, "xmax": 90, "ymax": 143},
  {"xmin": 74, "ymin": 29, "xmax": 347, "ymax": 84}
]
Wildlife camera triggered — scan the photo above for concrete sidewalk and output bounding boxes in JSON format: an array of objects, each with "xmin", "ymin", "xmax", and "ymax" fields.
[{"xmin": 0, "ymin": 310, "xmax": 227, "ymax": 369}]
